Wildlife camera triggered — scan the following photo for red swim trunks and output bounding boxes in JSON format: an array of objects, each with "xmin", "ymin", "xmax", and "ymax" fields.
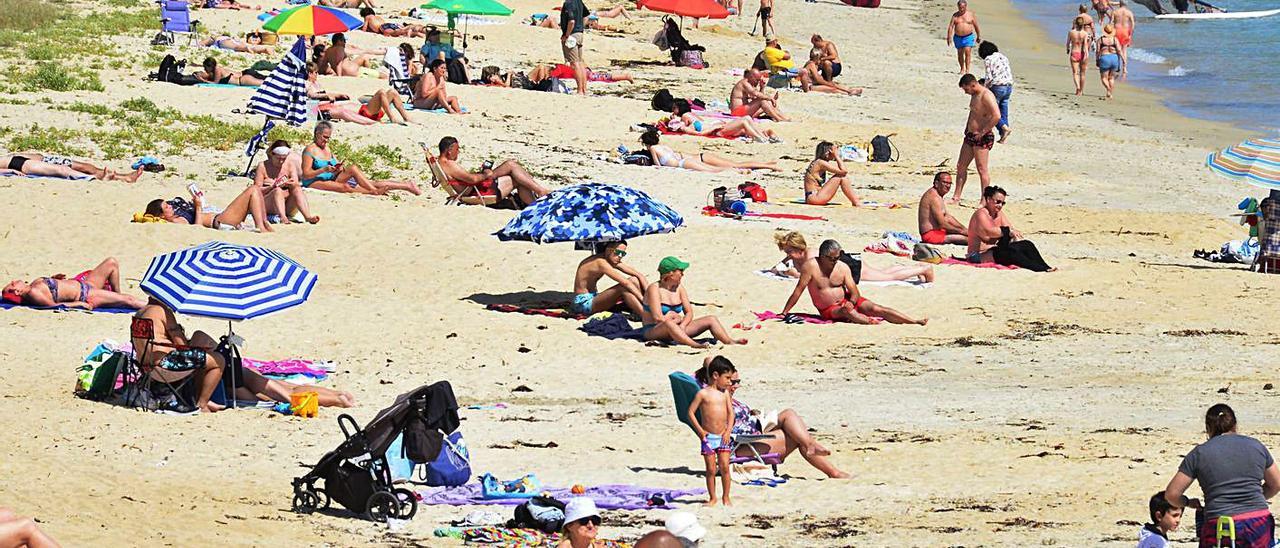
[
  {"xmin": 921, "ymin": 229, "xmax": 947, "ymax": 245},
  {"xmin": 1116, "ymin": 27, "xmax": 1132, "ymax": 47},
  {"xmin": 817, "ymin": 297, "xmax": 867, "ymax": 321},
  {"xmin": 449, "ymin": 179, "xmax": 497, "ymax": 196},
  {"xmin": 730, "ymin": 105, "xmax": 749, "ymax": 117},
  {"xmin": 357, "ymin": 104, "xmax": 384, "ymax": 122}
]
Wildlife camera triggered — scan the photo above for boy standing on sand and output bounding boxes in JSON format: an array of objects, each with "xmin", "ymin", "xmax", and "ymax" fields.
[
  {"xmin": 686, "ymin": 357, "xmax": 735, "ymax": 506},
  {"xmin": 1136, "ymin": 491, "xmax": 1181, "ymax": 548},
  {"xmin": 952, "ymin": 73, "xmax": 1000, "ymax": 204},
  {"xmin": 946, "ymin": 0, "xmax": 981, "ymax": 74}
]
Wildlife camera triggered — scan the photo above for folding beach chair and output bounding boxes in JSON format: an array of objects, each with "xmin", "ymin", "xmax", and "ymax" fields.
[
  {"xmin": 158, "ymin": 0, "xmax": 198, "ymax": 46},
  {"xmin": 426, "ymin": 153, "xmax": 500, "ymax": 207},
  {"xmin": 1215, "ymin": 515, "xmax": 1235, "ymax": 548},
  {"xmin": 383, "ymin": 48, "xmax": 417, "ymax": 97},
  {"xmin": 1255, "ymin": 192, "xmax": 1280, "ymax": 274},
  {"xmin": 124, "ymin": 316, "xmax": 199, "ymax": 411},
  {"xmin": 668, "ymin": 371, "xmax": 780, "ymax": 475}
]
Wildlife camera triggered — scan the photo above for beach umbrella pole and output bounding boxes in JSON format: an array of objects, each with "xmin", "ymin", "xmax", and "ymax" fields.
[{"xmin": 242, "ymin": 117, "xmax": 273, "ymax": 177}]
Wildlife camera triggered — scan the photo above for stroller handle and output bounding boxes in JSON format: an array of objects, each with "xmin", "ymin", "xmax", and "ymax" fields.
[{"xmin": 338, "ymin": 413, "xmax": 359, "ymax": 440}]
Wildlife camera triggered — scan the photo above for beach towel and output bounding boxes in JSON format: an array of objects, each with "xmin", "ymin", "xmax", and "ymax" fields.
[
  {"xmin": 580, "ymin": 313, "xmax": 647, "ymax": 340},
  {"xmin": 241, "ymin": 358, "xmax": 333, "ymax": 380},
  {"xmin": 0, "ymin": 171, "xmax": 94, "ymax": 181},
  {"xmin": 940, "ymin": 257, "xmax": 1019, "ymax": 270},
  {"xmin": 746, "ymin": 212, "xmax": 827, "ymax": 221},
  {"xmin": 432, "ymin": 526, "xmax": 632, "ymax": 548},
  {"xmin": 196, "ymin": 82, "xmax": 257, "ymax": 89},
  {"xmin": 753, "ymin": 311, "xmax": 833, "ymax": 324},
  {"xmin": 787, "ymin": 199, "xmax": 907, "ymax": 209},
  {"xmin": 1, "ymin": 302, "xmax": 137, "ymax": 314},
  {"xmin": 418, "ymin": 482, "xmax": 705, "ymax": 511},
  {"xmin": 486, "ymin": 303, "xmax": 587, "ymax": 320},
  {"xmin": 753, "ymin": 269, "xmax": 929, "ymax": 288}
]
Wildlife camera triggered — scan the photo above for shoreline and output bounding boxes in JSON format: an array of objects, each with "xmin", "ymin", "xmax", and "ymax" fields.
[{"xmin": 913, "ymin": 0, "xmax": 1256, "ymax": 149}]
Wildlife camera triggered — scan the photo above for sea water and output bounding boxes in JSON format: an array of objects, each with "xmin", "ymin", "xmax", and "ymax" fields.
[{"xmin": 1009, "ymin": 0, "xmax": 1280, "ymax": 132}]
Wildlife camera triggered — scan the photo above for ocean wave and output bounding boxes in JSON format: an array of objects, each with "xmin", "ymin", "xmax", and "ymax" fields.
[
  {"xmin": 1168, "ymin": 65, "xmax": 1193, "ymax": 76},
  {"xmin": 1128, "ymin": 48, "xmax": 1167, "ymax": 64}
]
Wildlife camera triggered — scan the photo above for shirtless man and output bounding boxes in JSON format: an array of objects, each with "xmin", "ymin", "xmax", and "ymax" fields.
[
  {"xmin": 946, "ymin": 0, "xmax": 981, "ymax": 74},
  {"xmin": 729, "ymin": 68, "xmax": 789, "ymax": 121},
  {"xmin": 918, "ymin": 171, "xmax": 969, "ymax": 245},
  {"xmin": 1092, "ymin": 0, "xmax": 1112, "ymax": 23},
  {"xmin": 572, "ymin": 240, "xmax": 649, "ymax": 316},
  {"xmin": 809, "ymin": 34, "xmax": 842, "ymax": 81},
  {"xmin": 771, "ymin": 231, "xmax": 935, "ymax": 283},
  {"xmin": 952, "ymin": 73, "xmax": 1000, "ymax": 204},
  {"xmin": 1111, "ymin": 0, "xmax": 1135, "ymax": 76},
  {"xmin": 319, "ymin": 0, "xmax": 376, "ymax": 8},
  {"xmin": 132, "ymin": 299, "xmax": 357, "ymax": 413},
  {"xmin": 360, "ymin": 7, "xmax": 426, "ymax": 38},
  {"xmin": 781, "ymin": 240, "xmax": 927, "ymax": 325},
  {"xmin": 433, "ymin": 136, "xmax": 549, "ymax": 207}
]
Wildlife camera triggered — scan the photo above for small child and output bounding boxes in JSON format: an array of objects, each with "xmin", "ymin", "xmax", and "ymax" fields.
[
  {"xmin": 687, "ymin": 356, "xmax": 736, "ymax": 506},
  {"xmin": 1137, "ymin": 491, "xmax": 1181, "ymax": 548}
]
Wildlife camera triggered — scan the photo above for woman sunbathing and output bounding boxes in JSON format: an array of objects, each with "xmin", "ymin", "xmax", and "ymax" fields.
[
  {"xmin": 803, "ymin": 141, "xmax": 861, "ymax": 206},
  {"xmin": 640, "ymin": 130, "xmax": 780, "ymax": 173},
  {"xmin": 3, "ymin": 257, "xmax": 146, "ymax": 310},
  {"xmin": 696, "ymin": 356, "xmax": 850, "ymax": 478},
  {"xmin": 771, "ymin": 231, "xmax": 934, "ymax": 283},
  {"xmin": 202, "ymin": 0, "xmax": 259, "ymax": 10},
  {"xmin": 1, "ymin": 153, "xmax": 143, "ymax": 182},
  {"xmin": 254, "ymin": 140, "xmax": 320, "ymax": 225},
  {"xmin": 360, "ymin": 8, "xmax": 427, "ymax": 38},
  {"xmin": 411, "ymin": 60, "xmax": 465, "ymax": 114},
  {"xmin": 642, "ymin": 257, "xmax": 747, "ymax": 348},
  {"xmin": 300, "ymin": 122, "xmax": 421, "ymax": 195},
  {"xmin": 144, "ymin": 183, "xmax": 273, "ymax": 232},
  {"xmin": 200, "ymin": 34, "xmax": 272, "ymax": 54},
  {"xmin": 799, "ymin": 51, "xmax": 861, "ymax": 96},
  {"xmin": 670, "ymin": 99, "xmax": 781, "ymax": 143},
  {"xmin": 196, "ymin": 57, "xmax": 266, "ymax": 87}
]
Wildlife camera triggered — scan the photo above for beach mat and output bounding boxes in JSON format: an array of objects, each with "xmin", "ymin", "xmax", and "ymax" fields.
[
  {"xmin": 486, "ymin": 303, "xmax": 586, "ymax": 320},
  {"xmin": 2, "ymin": 302, "xmax": 137, "ymax": 314},
  {"xmin": 940, "ymin": 258, "xmax": 1019, "ymax": 270},
  {"xmin": 0, "ymin": 172, "xmax": 94, "ymax": 181},
  {"xmin": 418, "ymin": 482, "xmax": 705, "ymax": 510},
  {"xmin": 788, "ymin": 199, "xmax": 907, "ymax": 209},
  {"xmin": 754, "ymin": 311, "xmax": 832, "ymax": 324},
  {"xmin": 753, "ymin": 269, "xmax": 929, "ymax": 288},
  {"xmin": 196, "ymin": 83, "xmax": 256, "ymax": 89}
]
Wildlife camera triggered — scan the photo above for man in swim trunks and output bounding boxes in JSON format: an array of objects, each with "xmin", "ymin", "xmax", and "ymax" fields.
[
  {"xmin": 729, "ymin": 68, "xmax": 789, "ymax": 121},
  {"xmin": 1111, "ymin": 0, "xmax": 1135, "ymax": 76},
  {"xmin": 434, "ymin": 136, "xmax": 550, "ymax": 207},
  {"xmin": 918, "ymin": 172, "xmax": 969, "ymax": 245},
  {"xmin": 755, "ymin": 0, "xmax": 775, "ymax": 38},
  {"xmin": 809, "ymin": 34, "xmax": 843, "ymax": 82},
  {"xmin": 952, "ymin": 73, "xmax": 1000, "ymax": 204},
  {"xmin": 781, "ymin": 240, "xmax": 928, "ymax": 325},
  {"xmin": 572, "ymin": 240, "xmax": 649, "ymax": 316},
  {"xmin": 946, "ymin": 0, "xmax": 981, "ymax": 74}
]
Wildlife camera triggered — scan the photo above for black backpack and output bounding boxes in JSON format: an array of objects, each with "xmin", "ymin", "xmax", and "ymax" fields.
[
  {"xmin": 870, "ymin": 134, "xmax": 898, "ymax": 162},
  {"xmin": 651, "ymin": 89, "xmax": 674, "ymax": 112},
  {"xmin": 446, "ymin": 59, "xmax": 468, "ymax": 85}
]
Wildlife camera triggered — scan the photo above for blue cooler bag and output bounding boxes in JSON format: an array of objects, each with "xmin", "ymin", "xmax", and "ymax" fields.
[{"xmin": 423, "ymin": 430, "xmax": 471, "ymax": 487}]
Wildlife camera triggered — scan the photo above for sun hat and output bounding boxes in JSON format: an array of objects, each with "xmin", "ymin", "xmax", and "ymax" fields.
[
  {"xmin": 658, "ymin": 256, "xmax": 689, "ymax": 274},
  {"xmin": 665, "ymin": 511, "xmax": 706, "ymax": 541},
  {"xmin": 563, "ymin": 497, "xmax": 601, "ymax": 524}
]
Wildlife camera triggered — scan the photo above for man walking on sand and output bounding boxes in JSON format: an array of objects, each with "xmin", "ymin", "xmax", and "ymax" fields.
[
  {"xmin": 946, "ymin": 0, "xmax": 981, "ymax": 74},
  {"xmin": 560, "ymin": 0, "xmax": 588, "ymax": 95},
  {"xmin": 952, "ymin": 73, "xmax": 1000, "ymax": 204},
  {"xmin": 918, "ymin": 172, "xmax": 970, "ymax": 245},
  {"xmin": 1111, "ymin": 0, "xmax": 1135, "ymax": 77}
]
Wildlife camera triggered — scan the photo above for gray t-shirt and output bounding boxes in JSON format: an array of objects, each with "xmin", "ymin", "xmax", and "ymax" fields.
[
  {"xmin": 1178, "ymin": 434, "xmax": 1274, "ymax": 518},
  {"xmin": 560, "ymin": 0, "xmax": 586, "ymax": 35}
]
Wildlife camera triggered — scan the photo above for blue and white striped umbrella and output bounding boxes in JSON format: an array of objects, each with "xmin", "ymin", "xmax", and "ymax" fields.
[
  {"xmin": 140, "ymin": 242, "xmax": 317, "ymax": 320},
  {"xmin": 494, "ymin": 183, "xmax": 684, "ymax": 243},
  {"xmin": 245, "ymin": 36, "xmax": 310, "ymax": 126}
]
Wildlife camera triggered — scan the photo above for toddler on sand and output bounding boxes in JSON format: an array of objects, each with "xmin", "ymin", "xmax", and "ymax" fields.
[{"xmin": 687, "ymin": 356, "xmax": 736, "ymax": 506}]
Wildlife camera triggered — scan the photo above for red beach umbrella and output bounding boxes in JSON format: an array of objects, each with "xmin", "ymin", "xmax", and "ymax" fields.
[{"xmin": 638, "ymin": 0, "xmax": 731, "ymax": 19}]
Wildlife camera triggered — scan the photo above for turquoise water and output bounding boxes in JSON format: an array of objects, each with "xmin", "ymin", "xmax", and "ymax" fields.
[{"xmin": 1009, "ymin": 0, "xmax": 1280, "ymax": 131}]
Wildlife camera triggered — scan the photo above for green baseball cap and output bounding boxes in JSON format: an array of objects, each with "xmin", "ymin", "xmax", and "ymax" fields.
[{"xmin": 658, "ymin": 256, "xmax": 690, "ymax": 274}]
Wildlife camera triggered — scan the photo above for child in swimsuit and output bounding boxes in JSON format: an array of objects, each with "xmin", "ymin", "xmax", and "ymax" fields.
[{"xmin": 686, "ymin": 356, "xmax": 736, "ymax": 506}]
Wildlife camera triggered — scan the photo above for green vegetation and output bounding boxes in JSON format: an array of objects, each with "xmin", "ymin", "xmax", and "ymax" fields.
[
  {"xmin": 21, "ymin": 62, "xmax": 104, "ymax": 92},
  {"xmin": 0, "ymin": 0, "xmax": 63, "ymax": 34}
]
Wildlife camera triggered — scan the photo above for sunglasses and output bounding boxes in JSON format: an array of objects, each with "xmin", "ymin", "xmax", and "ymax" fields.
[
  {"xmin": 576, "ymin": 516, "xmax": 602, "ymax": 527},
  {"xmin": 613, "ymin": 249, "xmax": 627, "ymax": 257}
]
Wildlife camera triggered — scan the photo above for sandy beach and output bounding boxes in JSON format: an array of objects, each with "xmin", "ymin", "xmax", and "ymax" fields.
[{"xmin": 1, "ymin": 0, "xmax": 1277, "ymax": 545}]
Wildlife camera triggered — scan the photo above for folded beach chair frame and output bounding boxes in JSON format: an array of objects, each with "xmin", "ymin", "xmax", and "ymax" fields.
[{"xmin": 123, "ymin": 316, "xmax": 198, "ymax": 411}]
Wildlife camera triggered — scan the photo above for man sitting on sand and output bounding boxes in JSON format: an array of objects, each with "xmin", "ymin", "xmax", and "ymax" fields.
[
  {"xmin": 317, "ymin": 33, "xmax": 381, "ymax": 77},
  {"xmin": 966, "ymin": 186, "xmax": 1055, "ymax": 271},
  {"xmin": 360, "ymin": 8, "xmax": 426, "ymax": 38},
  {"xmin": 4, "ymin": 257, "xmax": 147, "ymax": 311},
  {"xmin": 810, "ymin": 34, "xmax": 842, "ymax": 81},
  {"xmin": 572, "ymin": 240, "xmax": 648, "ymax": 316},
  {"xmin": 133, "ymin": 299, "xmax": 356, "ymax": 413},
  {"xmin": 434, "ymin": 136, "xmax": 550, "ymax": 208},
  {"xmin": 918, "ymin": 171, "xmax": 969, "ymax": 245},
  {"xmin": 781, "ymin": 239, "xmax": 928, "ymax": 325},
  {"xmin": 729, "ymin": 68, "xmax": 789, "ymax": 121}
]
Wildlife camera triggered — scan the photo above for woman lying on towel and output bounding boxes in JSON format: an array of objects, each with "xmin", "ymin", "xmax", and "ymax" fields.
[
  {"xmin": 300, "ymin": 122, "xmax": 421, "ymax": 195},
  {"xmin": 771, "ymin": 231, "xmax": 934, "ymax": 284},
  {"xmin": 143, "ymin": 183, "xmax": 274, "ymax": 232},
  {"xmin": 642, "ymin": 257, "xmax": 747, "ymax": 348},
  {"xmin": 966, "ymin": 186, "xmax": 1055, "ymax": 272},
  {"xmin": 669, "ymin": 100, "xmax": 781, "ymax": 144},
  {"xmin": 3, "ymin": 257, "xmax": 146, "ymax": 310},
  {"xmin": 196, "ymin": 57, "xmax": 265, "ymax": 87},
  {"xmin": 640, "ymin": 130, "xmax": 780, "ymax": 174},
  {"xmin": 696, "ymin": 356, "xmax": 850, "ymax": 478},
  {"xmin": 199, "ymin": 34, "xmax": 272, "ymax": 55},
  {"xmin": 1, "ymin": 153, "xmax": 143, "ymax": 182},
  {"xmin": 253, "ymin": 140, "xmax": 320, "ymax": 225},
  {"xmin": 479, "ymin": 63, "xmax": 634, "ymax": 90}
]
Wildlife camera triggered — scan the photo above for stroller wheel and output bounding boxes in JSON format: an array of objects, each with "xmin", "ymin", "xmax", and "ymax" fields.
[
  {"xmin": 365, "ymin": 491, "xmax": 401, "ymax": 523},
  {"xmin": 292, "ymin": 490, "xmax": 320, "ymax": 514},
  {"xmin": 313, "ymin": 488, "xmax": 331, "ymax": 510},
  {"xmin": 392, "ymin": 487, "xmax": 418, "ymax": 520}
]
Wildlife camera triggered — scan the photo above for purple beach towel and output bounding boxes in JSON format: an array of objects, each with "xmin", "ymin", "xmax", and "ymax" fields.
[{"xmin": 418, "ymin": 482, "xmax": 706, "ymax": 510}]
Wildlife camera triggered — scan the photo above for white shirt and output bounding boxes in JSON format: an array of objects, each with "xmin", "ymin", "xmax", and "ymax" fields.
[{"xmin": 984, "ymin": 52, "xmax": 1014, "ymax": 86}]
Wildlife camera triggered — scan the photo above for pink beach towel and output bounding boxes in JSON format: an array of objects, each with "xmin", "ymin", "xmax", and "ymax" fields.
[
  {"xmin": 754, "ymin": 311, "xmax": 833, "ymax": 324},
  {"xmin": 940, "ymin": 258, "xmax": 1019, "ymax": 270}
]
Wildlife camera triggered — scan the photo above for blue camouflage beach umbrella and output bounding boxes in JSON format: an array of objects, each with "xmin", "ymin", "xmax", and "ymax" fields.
[
  {"xmin": 140, "ymin": 241, "xmax": 317, "ymax": 321},
  {"xmin": 494, "ymin": 183, "xmax": 684, "ymax": 243}
]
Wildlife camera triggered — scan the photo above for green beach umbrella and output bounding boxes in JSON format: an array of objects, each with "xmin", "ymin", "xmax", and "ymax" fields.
[{"xmin": 420, "ymin": 0, "xmax": 513, "ymax": 51}]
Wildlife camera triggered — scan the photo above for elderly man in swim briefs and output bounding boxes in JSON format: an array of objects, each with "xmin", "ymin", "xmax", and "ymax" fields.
[
  {"xmin": 918, "ymin": 171, "xmax": 970, "ymax": 245},
  {"xmin": 572, "ymin": 240, "xmax": 648, "ymax": 316},
  {"xmin": 780, "ymin": 240, "xmax": 928, "ymax": 325}
]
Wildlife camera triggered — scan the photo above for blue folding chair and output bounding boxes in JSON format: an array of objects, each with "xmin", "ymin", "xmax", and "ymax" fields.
[
  {"xmin": 159, "ymin": 0, "xmax": 197, "ymax": 45},
  {"xmin": 668, "ymin": 371, "xmax": 781, "ymax": 474}
]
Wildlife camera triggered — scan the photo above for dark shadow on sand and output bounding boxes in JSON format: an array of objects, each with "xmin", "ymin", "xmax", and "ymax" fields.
[
  {"xmin": 464, "ymin": 291, "xmax": 575, "ymax": 307},
  {"xmin": 627, "ymin": 465, "xmax": 706, "ymax": 478}
]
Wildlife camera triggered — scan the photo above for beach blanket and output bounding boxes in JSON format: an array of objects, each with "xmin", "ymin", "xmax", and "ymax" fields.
[
  {"xmin": 1, "ymin": 302, "xmax": 137, "ymax": 314},
  {"xmin": 419, "ymin": 482, "xmax": 705, "ymax": 511},
  {"xmin": 746, "ymin": 212, "xmax": 827, "ymax": 221},
  {"xmin": 753, "ymin": 269, "xmax": 929, "ymax": 288},
  {"xmin": 0, "ymin": 171, "xmax": 94, "ymax": 181},
  {"xmin": 753, "ymin": 311, "xmax": 832, "ymax": 324},
  {"xmin": 241, "ymin": 358, "xmax": 333, "ymax": 381},
  {"xmin": 940, "ymin": 258, "xmax": 1019, "ymax": 270},
  {"xmin": 433, "ymin": 527, "xmax": 632, "ymax": 548},
  {"xmin": 580, "ymin": 313, "xmax": 647, "ymax": 340},
  {"xmin": 486, "ymin": 303, "xmax": 586, "ymax": 320},
  {"xmin": 402, "ymin": 104, "xmax": 469, "ymax": 114},
  {"xmin": 788, "ymin": 199, "xmax": 907, "ymax": 209}
]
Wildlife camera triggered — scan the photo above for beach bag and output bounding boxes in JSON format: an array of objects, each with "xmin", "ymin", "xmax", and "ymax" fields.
[
  {"xmin": 423, "ymin": 430, "xmax": 471, "ymax": 487},
  {"xmin": 651, "ymin": 26, "xmax": 670, "ymax": 51},
  {"xmin": 510, "ymin": 495, "xmax": 567, "ymax": 533},
  {"xmin": 481, "ymin": 473, "xmax": 541, "ymax": 500},
  {"xmin": 76, "ymin": 351, "xmax": 127, "ymax": 401},
  {"xmin": 446, "ymin": 58, "xmax": 468, "ymax": 85},
  {"xmin": 912, "ymin": 243, "xmax": 945, "ymax": 264},
  {"xmin": 870, "ymin": 134, "xmax": 897, "ymax": 162},
  {"xmin": 402, "ymin": 415, "xmax": 444, "ymax": 463},
  {"xmin": 739, "ymin": 182, "xmax": 767, "ymax": 202},
  {"xmin": 677, "ymin": 49, "xmax": 706, "ymax": 69},
  {"xmin": 651, "ymin": 89, "xmax": 675, "ymax": 112},
  {"xmin": 151, "ymin": 32, "xmax": 174, "ymax": 46},
  {"xmin": 326, "ymin": 461, "xmax": 377, "ymax": 513}
]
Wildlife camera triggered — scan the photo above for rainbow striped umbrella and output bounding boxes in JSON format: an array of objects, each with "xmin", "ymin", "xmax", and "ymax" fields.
[
  {"xmin": 262, "ymin": 5, "xmax": 362, "ymax": 36},
  {"xmin": 1208, "ymin": 137, "xmax": 1280, "ymax": 191}
]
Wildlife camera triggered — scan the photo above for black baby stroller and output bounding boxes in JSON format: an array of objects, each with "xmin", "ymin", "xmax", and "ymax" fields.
[{"xmin": 291, "ymin": 381, "xmax": 460, "ymax": 522}]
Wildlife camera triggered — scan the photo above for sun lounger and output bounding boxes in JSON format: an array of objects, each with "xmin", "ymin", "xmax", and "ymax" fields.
[{"xmin": 668, "ymin": 371, "xmax": 780, "ymax": 474}]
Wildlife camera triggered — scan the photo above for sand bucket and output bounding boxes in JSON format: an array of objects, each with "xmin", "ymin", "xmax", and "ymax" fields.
[{"xmin": 289, "ymin": 391, "xmax": 319, "ymax": 418}]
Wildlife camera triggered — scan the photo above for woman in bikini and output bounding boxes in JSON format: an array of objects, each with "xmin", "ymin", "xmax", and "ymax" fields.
[
  {"xmin": 144, "ymin": 184, "xmax": 274, "ymax": 232},
  {"xmin": 670, "ymin": 100, "xmax": 781, "ymax": 144},
  {"xmin": 639, "ymin": 130, "xmax": 780, "ymax": 174},
  {"xmin": 3, "ymin": 257, "xmax": 146, "ymax": 310},
  {"xmin": 199, "ymin": 34, "xmax": 272, "ymax": 55},
  {"xmin": 803, "ymin": 141, "xmax": 861, "ymax": 206},
  {"xmin": 1095, "ymin": 24, "xmax": 1123, "ymax": 100},
  {"xmin": 253, "ymin": 140, "xmax": 320, "ymax": 225},
  {"xmin": 1, "ymin": 153, "xmax": 142, "ymax": 182},
  {"xmin": 300, "ymin": 122, "xmax": 421, "ymax": 195},
  {"xmin": 411, "ymin": 60, "xmax": 465, "ymax": 114},
  {"xmin": 1067, "ymin": 16, "xmax": 1091, "ymax": 96},
  {"xmin": 641, "ymin": 257, "xmax": 746, "ymax": 349},
  {"xmin": 195, "ymin": 57, "xmax": 266, "ymax": 87}
]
